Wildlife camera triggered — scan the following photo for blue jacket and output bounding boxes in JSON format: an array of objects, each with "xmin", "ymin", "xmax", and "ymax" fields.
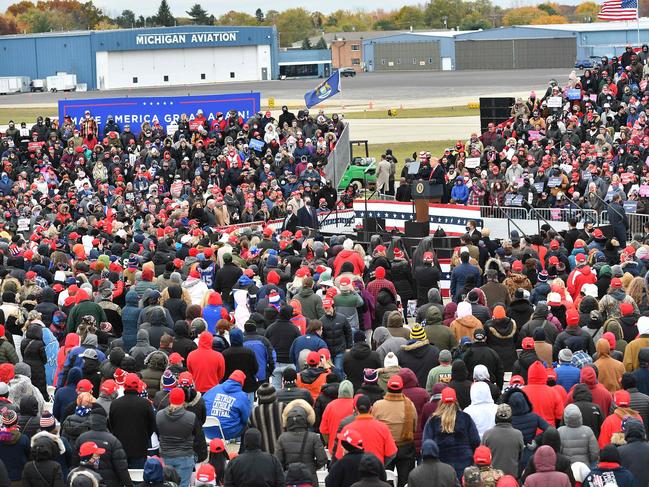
[
  {"xmin": 583, "ymin": 464, "xmax": 637, "ymax": 487},
  {"xmin": 0, "ymin": 429, "xmax": 30, "ymax": 480},
  {"xmin": 632, "ymin": 367, "xmax": 649, "ymax": 396},
  {"xmin": 289, "ymin": 334, "xmax": 327, "ymax": 368},
  {"xmin": 568, "ymin": 248, "xmax": 587, "ymax": 271},
  {"xmin": 451, "ymin": 183, "xmax": 469, "ymax": 204},
  {"xmin": 450, "ymin": 263, "xmax": 481, "ymax": 301},
  {"xmin": 121, "ymin": 290, "xmax": 141, "ymax": 351},
  {"xmin": 504, "ymin": 388, "xmax": 549, "ymax": 444},
  {"xmin": 43, "ymin": 326, "xmax": 59, "ymax": 386},
  {"xmin": 53, "ymin": 367, "xmax": 83, "ymax": 421},
  {"xmin": 203, "ymin": 304, "xmax": 227, "ymax": 334},
  {"xmin": 243, "ymin": 331, "xmax": 275, "ymax": 382},
  {"xmin": 556, "ymin": 363, "xmax": 581, "ymax": 393},
  {"xmin": 57, "ymin": 345, "xmax": 106, "ymax": 388},
  {"xmin": 422, "ymin": 409, "xmax": 480, "ymax": 478},
  {"xmin": 203, "ymin": 379, "xmax": 251, "ymax": 440},
  {"xmin": 530, "ymin": 282, "xmax": 551, "ymax": 305}
]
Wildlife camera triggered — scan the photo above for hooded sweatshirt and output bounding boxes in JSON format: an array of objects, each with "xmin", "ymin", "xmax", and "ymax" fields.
[
  {"xmin": 558, "ymin": 404, "xmax": 599, "ymax": 465},
  {"xmin": 203, "ymin": 378, "xmax": 251, "ymax": 440},
  {"xmin": 448, "ymin": 360, "xmax": 473, "ymax": 409},
  {"xmin": 524, "ymin": 361, "xmax": 564, "ymax": 425},
  {"xmin": 594, "ymin": 338, "xmax": 625, "ymax": 393},
  {"xmin": 567, "ymin": 366, "xmax": 612, "ymax": 419},
  {"xmin": 187, "ymin": 331, "xmax": 225, "ymax": 393},
  {"xmin": 464, "ymin": 381, "xmax": 498, "ymax": 439},
  {"xmin": 524, "ymin": 446, "xmax": 571, "ymax": 487},
  {"xmin": 120, "ymin": 290, "xmax": 141, "ymax": 351}
]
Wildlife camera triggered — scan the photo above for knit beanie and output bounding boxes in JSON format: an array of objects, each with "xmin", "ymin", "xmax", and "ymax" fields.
[
  {"xmin": 384, "ymin": 352, "xmax": 399, "ymax": 368},
  {"xmin": 161, "ymin": 369, "xmax": 177, "ymax": 390},
  {"xmin": 40, "ymin": 411, "xmax": 56, "ymax": 432},
  {"xmin": 256, "ymin": 383, "xmax": 277, "ymax": 404},
  {"xmin": 338, "ymin": 380, "xmax": 354, "ymax": 399}
]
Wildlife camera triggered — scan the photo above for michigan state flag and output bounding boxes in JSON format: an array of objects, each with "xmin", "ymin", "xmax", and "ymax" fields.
[{"xmin": 304, "ymin": 71, "xmax": 341, "ymax": 109}]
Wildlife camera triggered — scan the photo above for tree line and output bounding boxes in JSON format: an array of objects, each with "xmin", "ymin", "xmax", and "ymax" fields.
[{"xmin": 0, "ymin": 0, "xmax": 644, "ymax": 47}]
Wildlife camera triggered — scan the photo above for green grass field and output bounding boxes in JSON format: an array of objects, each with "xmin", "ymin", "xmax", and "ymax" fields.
[
  {"xmin": 0, "ymin": 107, "xmax": 56, "ymax": 124},
  {"xmin": 367, "ymin": 139, "xmax": 456, "ymax": 172},
  {"xmin": 343, "ymin": 106, "xmax": 476, "ymax": 119}
]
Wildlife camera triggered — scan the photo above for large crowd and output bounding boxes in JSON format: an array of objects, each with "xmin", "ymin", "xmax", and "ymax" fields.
[{"xmin": 3, "ymin": 51, "xmax": 649, "ymax": 487}]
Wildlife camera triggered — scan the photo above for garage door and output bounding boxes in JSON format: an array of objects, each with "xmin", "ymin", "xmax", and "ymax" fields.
[
  {"xmin": 374, "ymin": 41, "xmax": 440, "ymax": 71},
  {"xmin": 456, "ymin": 38, "xmax": 576, "ymax": 70},
  {"xmin": 96, "ymin": 45, "xmax": 270, "ymax": 90}
]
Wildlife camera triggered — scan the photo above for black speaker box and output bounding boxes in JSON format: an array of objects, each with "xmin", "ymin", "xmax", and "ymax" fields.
[
  {"xmin": 405, "ymin": 221, "xmax": 430, "ymax": 238},
  {"xmin": 480, "ymin": 97, "xmax": 515, "ymax": 133}
]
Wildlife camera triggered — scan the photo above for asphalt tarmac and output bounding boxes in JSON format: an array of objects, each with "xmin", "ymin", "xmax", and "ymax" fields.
[{"xmin": 0, "ymin": 68, "xmax": 569, "ymax": 107}]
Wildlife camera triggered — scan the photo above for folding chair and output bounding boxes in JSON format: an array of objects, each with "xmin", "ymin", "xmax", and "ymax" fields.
[
  {"xmin": 386, "ymin": 470, "xmax": 398, "ymax": 487},
  {"xmin": 128, "ymin": 469, "xmax": 144, "ymax": 482},
  {"xmin": 204, "ymin": 416, "xmax": 226, "ymax": 442},
  {"xmin": 317, "ymin": 469, "xmax": 327, "ymax": 487}
]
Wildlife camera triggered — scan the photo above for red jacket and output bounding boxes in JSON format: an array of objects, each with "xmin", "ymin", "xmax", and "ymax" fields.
[
  {"xmin": 524, "ymin": 361, "xmax": 564, "ymax": 425},
  {"xmin": 333, "ymin": 250, "xmax": 365, "ymax": 277},
  {"xmin": 320, "ymin": 397, "xmax": 354, "ymax": 451},
  {"xmin": 567, "ymin": 366, "xmax": 612, "ymax": 418},
  {"xmin": 567, "ymin": 266, "xmax": 597, "ymax": 301},
  {"xmin": 598, "ymin": 408, "xmax": 642, "ymax": 448},
  {"xmin": 187, "ymin": 331, "xmax": 225, "ymax": 393},
  {"xmin": 336, "ymin": 414, "xmax": 398, "ymax": 463}
]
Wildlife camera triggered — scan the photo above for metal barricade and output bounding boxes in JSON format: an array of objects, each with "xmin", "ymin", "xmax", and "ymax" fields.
[
  {"xmin": 533, "ymin": 207, "xmax": 598, "ymax": 224},
  {"xmin": 628, "ymin": 213, "xmax": 649, "ymax": 236},
  {"xmin": 479, "ymin": 206, "xmax": 528, "ymax": 220}
]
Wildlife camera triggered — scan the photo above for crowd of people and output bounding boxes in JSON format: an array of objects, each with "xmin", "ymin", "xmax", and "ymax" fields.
[{"xmin": 3, "ymin": 53, "xmax": 649, "ymax": 487}]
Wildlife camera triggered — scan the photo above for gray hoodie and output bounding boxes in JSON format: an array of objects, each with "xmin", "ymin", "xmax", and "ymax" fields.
[
  {"xmin": 156, "ymin": 406, "xmax": 196, "ymax": 458},
  {"xmin": 558, "ymin": 404, "xmax": 599, "ymax": 465},
  {"xmin": 373, "ymin": 326, "xmax": 408, "ymax": 362}
]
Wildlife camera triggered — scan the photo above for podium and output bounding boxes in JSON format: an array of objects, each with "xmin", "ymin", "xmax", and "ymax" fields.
[{"xmin": 411, "ymin": 180, "xmax": 444, "ymax": 222}]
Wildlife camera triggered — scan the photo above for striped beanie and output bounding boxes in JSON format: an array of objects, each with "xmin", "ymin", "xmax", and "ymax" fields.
[
  {"xmin": 161, "ymin": 369, "xmax": 177, "ymax": 390},
  {"xmin": 2, "ymin": 409, "xmax": 17, "ymax": 428},
  {"xmin": 40, "ymin": 411, "xmax": 56, "ymax": 431},
  {"xmin": 410, "ymin": 324, "xmax": 427, "ymax": 341}
]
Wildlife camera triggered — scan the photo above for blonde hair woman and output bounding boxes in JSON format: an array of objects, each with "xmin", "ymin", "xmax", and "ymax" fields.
[
  {"xmin": 422, "ymin": 386, "xmax": 480, "ymax": 478},
  {"xmin": 626, "ymin": 277, "xmax": 649, "ymax": 314}
]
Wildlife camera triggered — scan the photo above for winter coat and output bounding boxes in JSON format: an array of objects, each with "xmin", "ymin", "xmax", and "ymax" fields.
[
  {"xmin": 53, "ymin": 367, "xmax": 82, "ymax": 422},
  {"xmin": 583, "ymin": 463, "xmax": 637, "ymax": 487},
  {"xmin": 391, "ymin": 260, "xmax": 415, "ymax": 302},
  {"xmin": 17, "ymin": 396, "xmax": 40, "ymax": 439},
  {"xmin": 289, "ymin": 333, "xmax": 326, "ymax": 370},
  {"xmin": 321, "ymin": 313, "xmax": 353, "ymax": 357},
  {"xmin": 164, "ymin": 286, "xmax": 187, "ymax": 325},
  {"xmin": 422, "ymin": 407, "xmax": 480, "ymax": 478},
  {"xmin": 0, "ymin": 338, "xmax": 17, "ymax": 365},
  {"xmin": 171, "ymin": 321, "xmax": 197, "ymax": 360},
  {"xmin": 21, "ymin": 324, "xmax": 47, "ymax": 396},
  {"xmin": 570, "ymin": 384, "xmax": 604, "ymax": 438},
  {"xmin": 423, "ymin": 311, "xmax": 458, "ymax": 352},
  {"xmin": 73, "ymin": 411, "xmax": 131, "ymax": 487},
  {"xmin": 598, "ymin": 406, "xmax": 642, "ymax": 448},
  {"xmin": 243, "ymin": 330, "xmax": 275, "ymax": 382},
  {"xmin": 275, "ymin": 400, "xmax": 327, "ymax": 486},
  {"xmin": 624, "ymin": 335, "xmax": 649, "ymax": 372},
  {"xmin": 558, "ymin": 404, "xmax": 599, "ymax": 465},
  {"xmin": 374, "ymin": 289, "xmax": 398, "ymax": 329},
  {"xmin": 450, "ymin": 316, "xmax": 482, "ymax": 342},
  {"xmin": 407, "ymin": 455, "xmax": 457, "ymax": 487},
  {"xmin": 485, "ymin": 317, "xmax": 518, "ymax": 371},
  {"xmin": 463, "ymin": 343, "xmax": 505, "ymax": 389},
  {"xmin": 343, "ymin": 342, "xmax": 382, "ymax": 391},
  {"xmin": 502, "ymin": 388, "xmax": 549, "ymax": 445},
  {"xmin": 523, "ymin": 446, "xmax": 571, "ymax": 487},
  {"xmin": 553, "ymin": 326, "xmax": 595, "ymax": 361},
  {"xmin": 203, "ymin": 378, "xmax": 252, "ymax": 440},
  {"xmin": 481, "ymin": 281, "xmax": 511, "ymax": 309},
  {"xmin": 567, "ymin": 366, "xmax": 612, "ymax": 420},
  {"xmin": 21, "ymin": 432, "xmax": 65, "ymax": 487},
  {"xmin": 61, "ymin": 410, "xmax": 92, "ymax": 447},
  {"xmin": 224, "ymin": 429, "xmax": 285, "ymax": 487},
  {"xmin": 248, "ymin": 394, "xmax": 283, "ymax": 454},
  {"xmin": 508, "ymin": 298, "xmax": 533, "ymax": 332},
  {"xmin": 385, "ymin": 312, "xmax": 411, "ymax": 339},
  {"xmin": 187, "ymin": 331, "xmax": 225, "ymax": 392},
  {"xmin": 594, "ymin": 338, "xmax": 625, "ymax": 393},
  {"xmin": 398, "ymin": 368, "xmax": 430, "ymax": 453},
  {"xmin": 396, "ymin": 340, "xmax": 439, "ymax": 389},
  {"xmin": 108, "ymin": 391, "xmax": 157, "ymax": 460},
  {"xmin": 295, "ymin": 287, "xmax": 324, "ymax": 321},
  {"xmin": 121, "ymin": 290, "xmax": 141, "ymax": 351},
  {"xmin": 157, "ymin": 405, "xmax": 199, "ymax": 460},
  {"xmin": 513, "ymin": 349, "xmax": 541, "ymax": 383},
  {"xmin": 524, "ymin": 361, "xmax": 564, "ymax": 425},
  {"xmin": 483, "ymin": 422, "xmax": 525, "ymax": 477},
  {"xmin": 518, "ymin": 305, "xmax": 559, "ymax": 346},
  {"xmin": 223, "ymin": 336, "xmax": 259, "ymax": 393},
  {"xmin": 129, "ymin": 329, "xmax": 156, "ymax": 370},
  {"xmin": 464, "ymin": 382, "xmax": 498, "ymax": 438},
  {"xmin": 140, "ymin": 351, "xmax": 169, "ymax": 398},
  {"xmin": 618, "ymin": 420, "xmax": 649, "ymax": 487},
  {"xmin": 448, "ymin": 361, "xmax": 473, "ymax": 409}
]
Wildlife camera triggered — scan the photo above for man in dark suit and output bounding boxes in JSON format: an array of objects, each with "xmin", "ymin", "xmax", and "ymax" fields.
[
  {"xmin": 297, "ymin": 197, "xmax": 319, "ymax": 230},
  {"xmin": 282, "ymin": 206, "xmax": 299, "ymax": 233}
]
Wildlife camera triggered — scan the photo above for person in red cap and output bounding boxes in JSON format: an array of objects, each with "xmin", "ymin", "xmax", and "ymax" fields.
[
  {"xmin": 372, "ymin": 373, "xmax": 418, "ymax": 485},
  {"xmin": 206, "ymin": 437, "xmax": 230, "ymax": 485},
  {"xmin": 156, "ymin": 387, "xmax": 198, "ymax": 487},
  {"xmin": 67, "ymin": 441, "xmax": 104, "ymax": 485},
  {"xmin": 422, "ymin": 386, "xmax": 480, "ymax": 478},
  {"xmin": 512, "ymin": 337, "xmax": 540, "ymax": 383},
  {"xmin": 202, "ymin": 370, "xmax": 251, "ymax": 441},
  {"xmin": 320, "ymin": 297, "xmax": 353, "ymax": 378},
  {"xmin": 108, "ymin": 372, "xmax": 156, "ymax": 469},
  {"xmin": 503, "ymin": 261, "xmax": 532, "ymax": 301},
  {"xmin": 472, "ymin": 445, "xmax": 503, "ymax": 485},
  {"xmin": 366, "ymin": 266, "xmax": 397, "ymax": 301},
  {"xmin": 326, "ymin": 427, "xmax": 384, "ymax": 487},
  {"xmin": 335, "ymin": 394, "xmax": 397, "ymax": 465},
  {"xmin": 599, "ymin": 277, "xmax": 639, "ymax": 322},
  {"xmin": 333, "ymin": 238, "xmax": 365, "ymax": 277},
  {"xmin": 297, "ymin": 351, "xmax": 330, "ymax": 401},
  {"xmin": 187, "ymin": 331, "xmax": 225, "ymax": 393},
  {"xmin": 413, "ymin": 252, "xmax": 441, "ymax": 307},
  {"xmin": 522, "ymin": 361, "xmax": 564, "ymax": 425},
  {"xmin": 598, "ymin": 389, "xmax": 642, "ymax": 448},
  {"xmin": 553, "ymin": 308, "xmax": 595, "ymax": 361}
]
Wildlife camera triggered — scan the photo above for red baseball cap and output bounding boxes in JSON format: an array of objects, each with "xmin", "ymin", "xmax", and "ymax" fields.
[
  {"xmin": 99, "ymin": 379, "xmax": 117, "ymax": 396},
  {"xmin": 575, "ymin": 253, "xmax": 587, "ymax": 263},
  {"xmin": 423, "ymin": 251, "xmax": 434, "ymax": 261},
  {"xmin": 611, "ymin": 277, "xmax": 623, "ymax": 288},
  {"xmin": 620, "ymin": 302, "xmax": 634, "ymax": 316},
  {"xmin": 306, "ymin": 351, "xmax": 320, "ymax": 366},
  {"xmin": 441, "ymin": 387, "xmax": 457, "ymax": 403},
  {"xmin": 593, "ymin": 229, "xmax": 604, "ymax": 239},
  {"xmin": 615, "ymin": 389, "xmax": 631, "ymax": 407},
  {"xmin": 337, "ymin": 428, "xmax": 363, "ymax": 449},
  {"xmin": 322, "ymin": 298, "xmax": 334, "ymax": 308},
  {"xmin": 76, "ymin": 379, "xmax": 93, "ymax": 393},
  {"xmin": 195, "ymin": 464, "xmax": 216, "ymax": 484},
  {"xmin": 210, "ymin": 438, "xmax": 226, "ymax": 453},
  {"xmin": 550, "ymin": 240, "xmax": 559, "ymax": 250},
  {"xmin": 387, "ymin": 375, "xmax": 404, "ymax": 391},
  {"xmin": 168, "ymin": 352, "xmax": 184, "ymax": 365},
  {"xmin": 79, "ymin": 441, "xmax": 105, "ymax": 457},
  {"xmin": 474, "ymin": 445, "xmax": 492, "ymax": 466},
  {"xmin": 512, "ymin": 260, "xmax": 523, "ymax": 272},
  {"xmin": 522, "ymin": 337, "xmax": 535, "ymax": 350},
  {"xmin": 123, "ymin": 373, "xmax": 140, "ymax": 391}
]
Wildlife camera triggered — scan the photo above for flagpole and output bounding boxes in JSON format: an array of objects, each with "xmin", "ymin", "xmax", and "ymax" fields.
[{"xmin": 637, "ymin": 3, "xmax": 640, "ymax": 47}]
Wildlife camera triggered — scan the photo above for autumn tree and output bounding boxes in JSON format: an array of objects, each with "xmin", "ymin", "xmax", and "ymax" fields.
[
  {"xmin": 217, "ymin": 10, "xmax": 257, "ymax": 25},
  {"xmin": 393, "ymin": 6, "xmax": 426, "ymax": 29},
  {"xmin": 575, "ymin": 1, "xmax": 599, "ymax": 21},
  {"xmin": 502, "ymin": 6, "xmax": 546, "ymax": 25}
]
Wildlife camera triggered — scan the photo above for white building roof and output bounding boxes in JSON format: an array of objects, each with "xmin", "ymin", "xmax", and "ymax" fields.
[{"xmin": 525, "ymin": 19, "xmax": 649, "ymax": 32}]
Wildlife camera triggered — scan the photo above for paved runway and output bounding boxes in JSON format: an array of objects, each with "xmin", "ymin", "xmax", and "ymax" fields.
[
  {"xmin": 347, "ymin": 116, "xmax": 480, "ymax": 143},
  {"xmin": 0, "ymin": 68, "xmax": 569, "ymax": 107}
]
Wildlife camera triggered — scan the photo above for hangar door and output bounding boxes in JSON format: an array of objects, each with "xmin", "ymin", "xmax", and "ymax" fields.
[
  {"xmin": 374, "ymin": 41, "xmax": 440, "ymax": 71},
  {"xmin": 456, "ymin": 38, "xmax": 576, "ymax": 70},
  {"xmin": 96, "ymin": 45, "xmax": 270, "ymax": 90}
]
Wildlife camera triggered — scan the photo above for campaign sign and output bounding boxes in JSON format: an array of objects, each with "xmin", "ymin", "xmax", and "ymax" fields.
[
  {"xmin": 624, "ymin": 200, "xmax": 638, "ymax": 213},
  {"xmin": 59, "ymin": 92, "xmax": 261, "ymax": 135},
  {"xmin": 566, "ymin": 89, "xmax": 581, "ymax": 100}
]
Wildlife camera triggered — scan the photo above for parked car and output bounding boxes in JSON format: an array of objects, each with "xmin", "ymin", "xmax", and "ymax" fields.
[
  {"xmin": 339, "ymin": 67, "xmax": 357, "ymax": 77},
  {"xmin": 574, "ymin": 56, "xmax": 602, "ymax": 69}
]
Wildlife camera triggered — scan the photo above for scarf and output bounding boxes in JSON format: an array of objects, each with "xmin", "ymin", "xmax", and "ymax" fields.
[
  {"xmin": 384, "ymin": 392, "xmax": 415, "ymax": 443},
  {"xmin": 75, "ymin": 405, "xmax": 92, "ymax": 417}
]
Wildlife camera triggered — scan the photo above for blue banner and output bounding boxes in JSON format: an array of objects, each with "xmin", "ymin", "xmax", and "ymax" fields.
[
  {"xmin": 567, "ymin": 89, "xmax": 581, "ymax": 100},
  {"xmin": 304, "ymin": 71, "xmax": 341, "ymax": 109},
  {"xmin": 59, "ymin": 92, "xmax": 260, "ymax": 135}
]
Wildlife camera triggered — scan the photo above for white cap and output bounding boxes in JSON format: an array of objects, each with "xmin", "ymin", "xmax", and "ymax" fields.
[
  {"xmin": 581, "ymin": 283, "xmax": 598, "ymax": 298},
  {"xmin": 638, "ymin": 316, "xmax": 649, "ymax": 335}
]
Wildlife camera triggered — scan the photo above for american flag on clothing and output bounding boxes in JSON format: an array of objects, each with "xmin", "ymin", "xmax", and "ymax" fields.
[{"xmin": 598, "ymin": 0, "xmax": 638, "ymax": 21}]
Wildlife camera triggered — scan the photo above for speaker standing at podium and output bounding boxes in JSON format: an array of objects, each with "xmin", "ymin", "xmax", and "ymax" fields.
[{"xmin": 417, "ymin": 157, "xmax": 446, "ymax": 185}]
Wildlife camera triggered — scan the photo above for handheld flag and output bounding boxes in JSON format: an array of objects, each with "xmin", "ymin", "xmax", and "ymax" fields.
[{"xmin": 304, "ymin": 71, "xmax": 341, "ymax": 109}]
